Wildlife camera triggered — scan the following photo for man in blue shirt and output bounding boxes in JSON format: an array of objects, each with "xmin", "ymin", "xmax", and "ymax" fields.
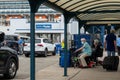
[
  {"xmin": 18, "ymin": 36, "xmax": 23, "ymax": 55},
  {"xmin": 104, "ymin": 29, "xmax": 117, "ymax": 56},
  {"xmin": 117, "ymin": 34, "xmax": 120, "ymax": 56},
  {"xmin": 74, "ymin": 38, "xmax": 92, "ymax": 68}
]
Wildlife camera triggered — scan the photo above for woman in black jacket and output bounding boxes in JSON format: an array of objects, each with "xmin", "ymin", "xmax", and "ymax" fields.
[{"xmin": 91, "ymin": 39, "xmax": 103, "ymax": 65}]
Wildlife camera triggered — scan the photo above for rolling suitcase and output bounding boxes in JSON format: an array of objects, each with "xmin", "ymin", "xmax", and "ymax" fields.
[{"xmin": 103, "ymin": 56, "xmax": 119, "ymax": 71}]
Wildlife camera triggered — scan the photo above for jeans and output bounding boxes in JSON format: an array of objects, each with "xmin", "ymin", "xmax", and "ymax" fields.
[
  {"xmin": 19, "ymin": 45, "xmax": 23, "ymax": 55},
  {"xmin": 107, "ymin": 51, "xmax": 115, "ymax": 56}
]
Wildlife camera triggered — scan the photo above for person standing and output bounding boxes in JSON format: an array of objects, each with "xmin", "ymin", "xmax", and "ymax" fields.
[
  {"xmin": 116, "ymin": 34, "xmax": 120, "ymax": 56},
  {"xmin": 74, "ymin": 38, "xmax": 92, "ymax": 68},
  {"xmin": 18, "ymin": 36, "xmax": 23, "ymax": 55},
  {"xmin": 104, "ymin": 29, "xmax": 117, "ymax": 56}
]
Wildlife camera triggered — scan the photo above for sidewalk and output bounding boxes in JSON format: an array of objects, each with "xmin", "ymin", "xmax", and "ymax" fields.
[
  {"xmin": 35, "ymin": 63, "xmax": 80, "ymax": 80},
  {"xmin": 26, "ymin": 52, "xmax": 120, "ymax": 80},
  {"xmin": 70, "ymin": 65, "xmax": 120, "ymax": 80},
  {"xmin": 25, "ymin": 62, "xmax": 81, "ymax": 80}
]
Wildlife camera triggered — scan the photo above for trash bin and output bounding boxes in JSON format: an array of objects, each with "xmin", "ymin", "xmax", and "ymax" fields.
[
  {"xmin": 59, "ymin": 50, "xmax": 71, "ymax": 67},
  {"xmin": 55, "ymin": 43, "xmax": 61, "ymax": 54}
]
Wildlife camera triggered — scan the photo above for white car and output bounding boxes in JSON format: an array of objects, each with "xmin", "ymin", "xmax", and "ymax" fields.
[{"xmin": 23, "ymin": 38, "xmax": 56, "ymax": 57}]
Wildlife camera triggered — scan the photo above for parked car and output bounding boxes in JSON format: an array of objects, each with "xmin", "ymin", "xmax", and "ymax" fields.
[
  {"xmin": 5, "ymin": 34, "xmax": 30, "ymax": 42},
  {"xmin": 0, "ymin": 46, "xmax": 19, "ymax": 79},
  {"xmin": 23, "ymin": 38, "xmax": 56, "ymax": 57},
  {"xmin": 4, "ymin": 34, "xmax": 30, "ymax": 54},
  {"xmin": 5, "ymin": 41, "xmax": 19, "ymax": 53}
]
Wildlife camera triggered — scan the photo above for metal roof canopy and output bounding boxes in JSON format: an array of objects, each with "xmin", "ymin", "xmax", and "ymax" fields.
[
  {"xmin": 2, "ymin": 0, "xmax": 120, "ymax": 23},
  {"xmin": 44, "ymin": 0, "xmax": 120, "ymax": 24}
]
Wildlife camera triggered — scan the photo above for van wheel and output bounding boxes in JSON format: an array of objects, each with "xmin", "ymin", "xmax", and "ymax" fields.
[
  {"xmin": 52, "ymin": 48, "xmax": 56, "ymax": 56},
  {"xmin": 25, "ymin": 54, "xmax": 29, "ymax": 57},
  {"xmin": 44, "ymin": 49, "xmax": 48, "ymax": 57}
]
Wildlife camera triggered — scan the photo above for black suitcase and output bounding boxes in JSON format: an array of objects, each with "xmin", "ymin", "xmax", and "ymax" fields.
[{"xmin": 103, "ymin": 56, "xmax": 119, "ymax": 71}]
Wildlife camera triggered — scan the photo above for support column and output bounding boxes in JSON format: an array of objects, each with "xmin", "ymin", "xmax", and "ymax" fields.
[
  {"xmin": 30, "ymin": 12, "xmax": 35, "ymax": 80},
  {"xmin": 63, "ymin": 13, "xmax": 74, "ymax": 76},
  {"xmin": 100, "ymin": 25, "xmax": 105, "ymax": 47},
  {"xmin": 28, "ymin": 0, "xmax": 48, "ymax": 80}
]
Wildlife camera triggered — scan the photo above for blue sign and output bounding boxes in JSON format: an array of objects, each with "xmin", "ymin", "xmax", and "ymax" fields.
[{"xmin": 36, "ymin": 24, "xmax": 52, "ymax": 29}]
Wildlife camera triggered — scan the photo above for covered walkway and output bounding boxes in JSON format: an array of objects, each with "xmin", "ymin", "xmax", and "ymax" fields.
[
  {"xmin": 42, "ymin": 0, "xmax": 120, "ymax": 77},
  {"xmin": 1, "ymin": 0, "xmax": 120, "ymax": 80},
  {"xmin": 20, "ymin": 0, "xmax": 120, "ymax": 79}
]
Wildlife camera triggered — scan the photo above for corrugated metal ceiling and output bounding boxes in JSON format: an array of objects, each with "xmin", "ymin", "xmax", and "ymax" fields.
[
  {"xmin": 1, "ymin": 0, "xmax": 120, "ymax": 22},
  {"xmin": 45, "ymin": 0, "xmax": 120, "ymax": 21}
]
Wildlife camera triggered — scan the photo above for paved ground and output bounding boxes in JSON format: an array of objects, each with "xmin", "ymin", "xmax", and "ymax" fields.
[
  {"xmin": 25, "ymin": 52, "xmax": 120, "ymax": 80},
  {"xmin": 70, "ymin": 65, "xmax": 120, "ymax": 80}
]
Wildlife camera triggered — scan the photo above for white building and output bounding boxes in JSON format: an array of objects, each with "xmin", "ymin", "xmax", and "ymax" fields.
[{"xmin": 0, "ymin": 1, "xmax": 79, "ymax": 43}]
